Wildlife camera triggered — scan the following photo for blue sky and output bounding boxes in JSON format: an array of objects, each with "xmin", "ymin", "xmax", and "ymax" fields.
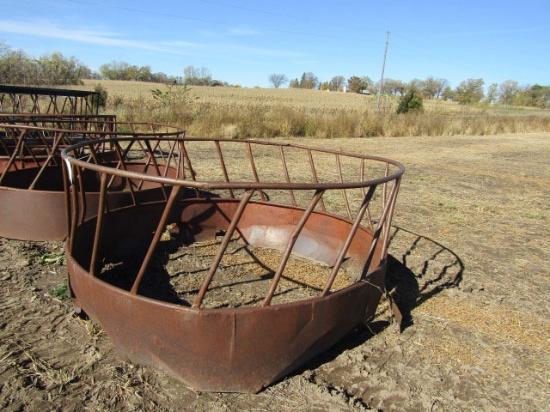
[{"xmin": 1, "ymin": 0, "xmax": 549, "ymax": 89}]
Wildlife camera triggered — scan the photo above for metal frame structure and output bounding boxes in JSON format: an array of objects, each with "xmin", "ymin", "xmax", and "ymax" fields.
[
  {"xmin": 62, "ymin": 136, "xmax": 405, "ymax": 392},
  {"xmin": 0, "ymin": 85, "xmax": 100, "ymax": 115},
  {"xmin": 0, "ymin": 119, "xmax": 185, "ymax": 240}
]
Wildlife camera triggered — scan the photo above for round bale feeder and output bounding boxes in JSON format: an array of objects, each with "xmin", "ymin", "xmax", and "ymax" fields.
[
  {"xmin": 62, "ymin": 137, "xmax": 405, "ymax": 393},
  {"xmin": 0, "ymin": 114, "xmax": 118, "ymax": 173},
  {"xmin": 0, "ymin": 119, "xmax": 186, "ymax": 241}
]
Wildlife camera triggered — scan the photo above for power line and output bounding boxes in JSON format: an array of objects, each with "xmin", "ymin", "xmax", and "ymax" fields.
[
  {"xmin": 194, "ymin": 0, "xmax": 382, "ymax": 33},
  {"xmin": 63, "ymin": 0, "xmax": 379, "ymax": 42}
]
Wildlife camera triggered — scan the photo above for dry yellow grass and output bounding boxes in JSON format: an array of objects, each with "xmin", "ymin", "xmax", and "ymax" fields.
[{"xmin": 68, "ymin": 80, "xmax": 550, "ymax": 139}]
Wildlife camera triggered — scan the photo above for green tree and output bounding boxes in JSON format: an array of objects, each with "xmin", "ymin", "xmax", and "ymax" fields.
[
  {"xmin": 93, "ymin": 84, "xmax": 108, "ymax": 108},
  {"xmin": 529, "ymin": 85, "xmax": 550, "ymax": 108},
  {"xmin": 419, "ymin": 77, "xmax": 449, "ymax": 99},
  {"xmin": 38, "ymin": 52, "xmax": 88, "ymax": 85},
  {"xmin": 396, "ymin": 89, "xmax": 424, "ymax": 114},
  {"xmin": 484, "ymin": 83, "xmax": 499, "ymax": 104},
  {"xmin": 347, "ymin": 76, "xmax": 362, "ymax": 93},
  {"xmin": 347, "ymin": 76, "xmax": 374, "ymax": 94},
  {"xmin": 455, "ymin": 78, "xmax": 485, "ymax": 104},
  {"xmin": 381, "ymin": 78, "xmax": 406, "ymax": 96},
  {"xmin": 0, "ymin": 45, "xmax": 38, "ymax": 84},
  {"xmin": 320, "ymin": 81, "xmax": 330, "ymax": 91},
  {"xmin": 513, "ymin": 84, "xmax": 550, "ymax": 108},
  {"xmin": 100, "ymin": 61, "xmax": 128, "ymax": 80},
  {"xmin": 498, "ymin": 79, "xmax": 519, "ymax": 106},
  {"xmin": 442, "ymin": 86, "xmax": 455, "ymax": 101}
]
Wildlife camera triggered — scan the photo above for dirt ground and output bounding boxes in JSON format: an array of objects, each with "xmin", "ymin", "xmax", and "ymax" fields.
[{"xmin": 1, "ymin": 132, "xmax": 549, "ymax": 411}]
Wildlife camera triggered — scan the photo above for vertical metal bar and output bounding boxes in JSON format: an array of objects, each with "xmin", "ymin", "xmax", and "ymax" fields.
[
  {"xmin": 360, "ymin": 159, "xmax": 374, "ymax": 231},
  {"xmin": 151, "ymin": 137, "xmax": 167, "ymax": 167},
  {"xmin": 321, "ymin": 185, "xmax": 377, "ymax": 296},
  {"xmin": 179, "ymin": 140, "xmax": 196, "ymax": 181},
  {"xmin": 308, "ymin": 149, "xmax": 326, "ymax": 212},
  {"xmin": 192, "ymin": 189, "xmax": 255, "ymax": 309},
  {"xmin": 382, "ymin": 163, "xmax": 389, "ymax": 211},
  {"xmin": 144, "ymin": 139, "xmax": 168, "ymax": 200},
  {"xmin": 64, "ymin": 153, "xmax": 79, "ymax": 255},
  {"xmin": 67, "ymin": 183, "xmax": 79, "ymax": 255},
  {"xmin": 130, "ymin": 185, "xmax": 182, "ymax": 295},
  {"xmin": 177, "ymin": 140, "xmax": 185, "ymax": 180},
  {"xmin": 62, "ymin": 153, "xmax": 72, "ymax": 245},
  {"xmin": 86, "ymin": 139, "xmax": 100, "ymax": 164},
  {"xmin": 165, "ymin": 139, "xmax": 178, "ymax": 177},
  {"xmin": 263, "ymin": 189, "xmax": 325, "ymax": 307},
  {"xmin": 246, "ymin": 142, "xmax": 266, "ymax": 202},
  {"xmin": 89, "ymin": 173, "xmax": 108, "ymax": 277},
  {"xmin": 360, "ymin": 158, "xmax": 366, "ymax": 197},
  {"xmin": 28, "ymin": 129, "xmax": 65, "ymax": 190},
  {"xmin": 361, "ymin": 179, "xmax": 401, "ymax": 278},
  {"xmin": 108, "ymin": 139, "xmax": 137, "ymax": 206},
  {"xmin": 0, "ymin": 127, "xmax": 27, "ymax": 186},
  {"xmin": 215, "ymin": 140, "xmax": 234, "ymax": 199},
  {"xmin": 75, "ymin": 165, "xmax": 87, "ymax": 224},
  {"xmin": 380, "ymin": 178, "xmax": 401, "ymax": 258},
  {"xmin": 279, "ymin": 145, "xmax": 296, "ymax": 206},
  {"xmin": 336, "ymin": 154, "xmax": 353, "ymax": 220},
  {"xmin": 20, "ymin": 128, "xmax": 44, "ymax": 168}
]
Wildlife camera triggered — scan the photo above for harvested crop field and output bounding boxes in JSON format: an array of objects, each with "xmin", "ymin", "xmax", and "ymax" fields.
[{"xmin": 1, "ymin": 132, "xmax": 549, "ymax": 411}]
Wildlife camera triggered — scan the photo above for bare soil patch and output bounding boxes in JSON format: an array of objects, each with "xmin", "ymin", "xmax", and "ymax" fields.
[{"xmin": 1, "ymin": 132, "xmax": 549, "ymax": 411}]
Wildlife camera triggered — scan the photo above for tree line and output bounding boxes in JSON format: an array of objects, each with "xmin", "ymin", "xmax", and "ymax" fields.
[
  {"xmin": 270, "ymin": 72, "xmax": 550, "ymax": 108},
  {"xmin": 1, "ymin": 42, "xmax": 548, "ymax": 108},
  {"xmin": 0, "ymin": 42, "xmax": 222, "ymax": 87}
]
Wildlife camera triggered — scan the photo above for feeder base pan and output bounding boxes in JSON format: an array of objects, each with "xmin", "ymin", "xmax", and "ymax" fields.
[{"xmin": 67, "ymin": 198, "xmax": 387, "ymax": 393}]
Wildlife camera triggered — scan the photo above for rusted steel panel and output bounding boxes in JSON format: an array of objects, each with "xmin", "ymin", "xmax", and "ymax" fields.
[{"xmin": 67, "ymin": 252, "xmax": 383, "ymax": 392}]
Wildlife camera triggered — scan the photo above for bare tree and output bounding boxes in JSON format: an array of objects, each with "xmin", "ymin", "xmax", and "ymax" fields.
[
  {"xmin": 381, "ymin": 78, "xmax": 406, "ymax": 96},
  {"xmin": 484, "ymin": 83, "xmax": 499, "ymax": 104},
  {"xmin": 421, "ymin": 77, "xmax": 449, "ymax": 99},
  {"xmin": 183, "ymin": 65, "xmax": 212, "ymax": 86},
  {"xmin": 300, "ymin": 72, "xmax": 319, "ymax": 89},
  {"xmin": 329, "ymin": 76, "xmax": 346, "ymax": 91},
  {"xmin": 268, "ymin": 73, "xmax": 288, "ymax": 88},
  {"xmin": 498, "ymin": 79, "xmax": 519, "ymax": 106}
]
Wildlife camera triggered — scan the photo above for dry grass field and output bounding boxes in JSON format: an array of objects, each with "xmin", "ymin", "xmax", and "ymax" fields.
[
  {"xmin": 1, "ymin": 120, "xmax": 549, "ymax": 409},
  {"xmin": 72, "ymin": 80, "xmax": 550, "ymax": 139}
]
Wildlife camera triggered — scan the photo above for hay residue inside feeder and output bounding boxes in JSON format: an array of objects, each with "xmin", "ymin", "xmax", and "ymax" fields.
[{"xmin": 100, "ymin": 236, "xmax": 355, "ymax": 309}]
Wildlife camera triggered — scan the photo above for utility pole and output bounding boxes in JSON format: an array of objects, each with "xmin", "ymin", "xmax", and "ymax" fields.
[{"xmin": 377, "ymin": 31, "xmax": 390, "ymax": 111}]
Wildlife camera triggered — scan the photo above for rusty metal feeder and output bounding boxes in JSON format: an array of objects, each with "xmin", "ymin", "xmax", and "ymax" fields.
[
  {"xmin": 0, "ymin": 117, "xmax": 185, "ymax": 240},
  {"xmin": 62, "ymin": 136, "xmax": 404, "ymax": 393}
]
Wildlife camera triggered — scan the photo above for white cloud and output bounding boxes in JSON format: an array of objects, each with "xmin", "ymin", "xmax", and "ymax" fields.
[
  {"xmin": 0, "ymin": 19, "xmax": 309, "ymax": 60},
  {"xmin": 0, "ymin": 19, "xmax": 178, "ymax": 53}
]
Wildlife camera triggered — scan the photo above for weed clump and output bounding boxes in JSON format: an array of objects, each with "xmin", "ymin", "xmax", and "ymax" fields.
[{"xmin": 397, "ymin": 89, "xmax": 424, "ymax": 114}]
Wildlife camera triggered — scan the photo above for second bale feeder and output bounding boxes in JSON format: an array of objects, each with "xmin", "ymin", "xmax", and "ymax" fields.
[{"xmin": 0, "ymin": 118, "xmax": 186, "ymax": 240}]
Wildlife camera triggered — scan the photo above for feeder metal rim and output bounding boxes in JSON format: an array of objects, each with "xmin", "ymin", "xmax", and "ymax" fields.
[{"xmin": 61, "ymin": 137, "xmax": 405, "ymax": 190}]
